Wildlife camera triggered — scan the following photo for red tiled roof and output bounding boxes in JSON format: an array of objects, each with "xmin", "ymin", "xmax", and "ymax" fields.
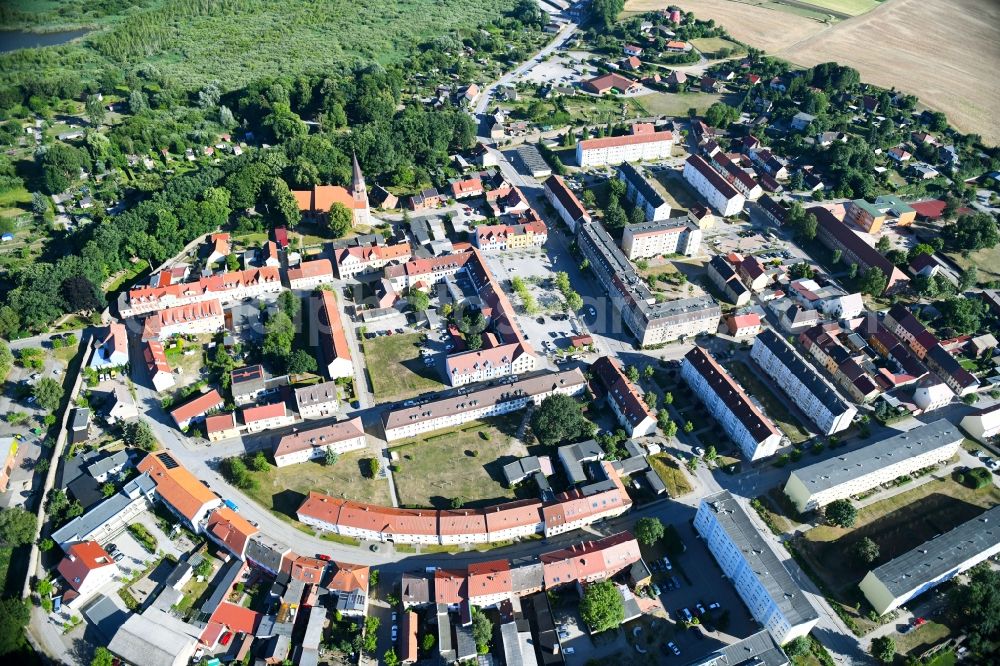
[
  {"xmin": 451, "ymin": 178, "xmax": 483, "ymax": 197},
  {"xmin": 170, "ymin": 389, "xmax": 224, "ymax": 424},
  {"xmin": 57, "ymin": 541, "xmax": 115, "ymax": 590},
  {"xmin": 207, "ymin": 506, "xmax": 258, "ymax": 558},
  {"xmin": 211, "ymin": 601, "xmax": 260, "ymax": 634},
  {"xmin": 591, "ymin": 356, "xmax": 654, "ymax": 427},
  {"xmin": 240, "ymin": 402, "xmax": 286, "ymax": 424},
  {"xmin": 544, "ymin": 176, "xmax": 590, "ymax": 223},
  {"xmin": 318, "ymin": 289, "xmax": 352, "ymax": 367},
  {"xmin": 467, "ymin": 560, "xmax": 513, "ymax": 599},
  {"xmin": 329, "ymin": 562, "xmax": 369, "ymax": 594},
  {"xmin": 579, "ymin": 130, "xmax": 672, "ymax": 152},
  {"xmin": 287, "ymin": 259, "xmax": 333, "ymax": 283},
  {"xmin": 540, "ymin": 532, "xmax": 641, "ymax": 587},
  {"xmin": 289, "ymin": 555, "xmax": 327, "ymax": 584},
  {"xmin": 435, "ymin": 569, "xmax": 467, "ymax": 604},
  {"xmin": 205, "ymin": 412, "xmax": 237, "ymax": 435}
]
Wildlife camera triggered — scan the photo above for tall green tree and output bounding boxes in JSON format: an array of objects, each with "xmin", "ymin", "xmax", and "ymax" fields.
[
  {"xmin": 328, "ymin": 202, "xmax": 353, "ymax": 237},
  {"xmin": 634, "ymin": 517, "xmax": 665, "ymax": 545},
  {"xmin": 530, "ymin": 394, "xmax": 593, "ymax": 446},
  {"xmin": 580, "ymin": 580, "xmax": 624, "ymax": 633},
  {"xmin": 0, "ymin": 507, "xmax": 37, "ymax": 546}
]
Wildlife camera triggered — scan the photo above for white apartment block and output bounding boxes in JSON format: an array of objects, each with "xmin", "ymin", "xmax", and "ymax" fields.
[
  {"xmin": 618, "ymin": 162, "xmax": 671, "ymax": 221},
  {"xmin": 751, "ymin": 329, "xmax": 857, "ymax": 436},
  {"xmin": 621, "ymin": 220, "xmax": 701, "ymax": 260},
  {"xmin": 681, "ymin": 348, "xmax": 782, "ymax": 461},
  {"xmin": 683, "ymin": 155, "xmax": 746, "ymax": 217},
  {"xmin": 123, "ymin": 267, "xmax": 282, "ymax": 317},
  {"xmin": 784, "ymin": 419, "xmax": 962, "ymax": 512},
  {"xmin": 142, "ymin": 299, "xmax": 226, "ymax": 341},
  {"xmin": 445, "ymin": 345, "xmax": 537, "ymax": 387},
  {"xmin": 695, "ymin": 492, "xmax": 819, "ymax": 644},
  {"xmin": 860, "ymin": 504, "xmax": 1000, "ymax": 615},
  {"xmin": 575, "ymin": 132, "xmax": 673, "ymax": 167},
  {"xmin": 544, "ymin": 176, "xmax": 592, "ymax": 232},
  {"xmin": 383, "ymin": 369, "xmax": 586, "ymax": 442},
  {"xmin": 272, "ymin": 418, "xmax": 367, "ymax": 468}
]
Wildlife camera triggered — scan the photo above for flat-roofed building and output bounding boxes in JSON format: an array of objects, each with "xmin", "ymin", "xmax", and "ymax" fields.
[
  {"xmin": 751, "ymin": 329, "xmax": 857, "ymax": 436},
  {"xmin": 618, "ymin": 162, "xmax": 671, "ymax": 221},
  {"xmin": 272, "ymin": 417, "xmax": 366, "ymax": 467},
  {"xmin": 692, "ymin": 630, "xmax": 789, "ymax": 666},
  {"xmin": 382, "ymin": 369, "xmax": 586, "ymax": 441},
  {"xmin": 621, "ymin": 219, "xmax": 701, "ymax": 259},
  {"xmin": 783, "ymin": 419, "xmax": 962, "ymax": 511},
  {"xmin": 695, "ymin": 491, "xmax": 819, "ymax": 644},
  {"xmin": 860, "ymin": 505, "xmax": 1000, "ymax": 614},
  {"xmin": 681, "ymin": 347, "xmax": 782, "ymax": 461},
  {"xmin": 575, "ymin": 130, "xmax": 673, "ymax": 167},
  {"xmin": 683, "ymin": 155, "xmax": 745, "ymax": 217}
]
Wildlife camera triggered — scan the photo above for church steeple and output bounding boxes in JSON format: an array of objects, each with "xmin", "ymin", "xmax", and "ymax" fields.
[{"xmin": 351, "ymin": 152, "xmax": 366, "ymax": 195}]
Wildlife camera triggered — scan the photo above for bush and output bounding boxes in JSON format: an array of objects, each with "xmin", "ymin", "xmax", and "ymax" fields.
[{"xmin": 127, "ymin": 523, "xmax": 157, "ymax": 553}]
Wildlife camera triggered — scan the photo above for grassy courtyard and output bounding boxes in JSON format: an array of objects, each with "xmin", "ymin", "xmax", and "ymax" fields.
[
  {"xmin": 648, "ymin": 454, "xmax": 693, "ymax": 497},
  {"xmin": 630, "ymin": 91, "xmax": 723, "ymax": 118},
  {"xmin": 725, "ymin": 359, "xmax": 812, "ymax": 444},
  {"xmin": 362, "ymin": 332, "xmax": 444, "ymax": 402},
  {"xmin": 389, "ymin": 415, "xmax": 523, "ymax": 509},
  {"xmin": 243, "ymin": 450, "xmax": 392, "ymax": 523},
  {"xmin": 796, "ymin": 475, "xmax": 1000, "ymax": 603}
]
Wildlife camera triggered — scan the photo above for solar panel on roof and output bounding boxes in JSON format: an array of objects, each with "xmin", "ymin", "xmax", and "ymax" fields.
[{"xmin": 158, "ymin": 452, "xmax": 180, "ymax": 469}]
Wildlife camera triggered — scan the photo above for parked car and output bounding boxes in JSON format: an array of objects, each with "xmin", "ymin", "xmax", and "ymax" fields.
[
  {"xmin": 391, "ymin": 626, "xmax": 398, "ymax": 641},
  {"xmin": 708, "ymin": 602, "xmax": 721, "ymax": 610},
  {"xmin": 113, "ymin": 552, "xmax": 125, "ymax": 562},
  {"xmin": 667, "ymin": 641, "xmax": 681, "ymax": 655},
  {"xmin": 695, "ymin": 603, "xmax": 706, "ymax": 615},
  {"xmin": 316, "ymin": 554, "xmax": 332, "ymax": 561}
]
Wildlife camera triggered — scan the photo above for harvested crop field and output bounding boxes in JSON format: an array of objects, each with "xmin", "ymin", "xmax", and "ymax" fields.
[
  {"xmin": 777, "ymin": 0, "xmax": 1000, "ymax": 144},
  {"xmin": 624, "ymin": 0, "xmax": 828, "ymax": 52}
]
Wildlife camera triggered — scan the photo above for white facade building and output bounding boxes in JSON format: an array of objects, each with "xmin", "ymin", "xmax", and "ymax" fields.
[
  {"xmin": 294, "ymin": 381, "xmax": 341, "ymax": 419},
  {"xmin": 618, "ymin": 162, "xmax": 671, "ymax": 221},
  {"xmin": 543, "ymin": 176, "xmax": 592, "ymax": 232},
  {"xmin": 860, "ymin": 504, "xmax": 1000, "ymax": 614},
  {"xmin": 751, "ymin": 329, "xmax": 857, "ymax": 436},
  {"xmin": 621, "ymin": 220, "xmax": 701, "ymax": 260},
  {"xmin": 681, "ymin": 347, "xmax": 782, "ymax": 461},
  {"xmin": 783, "ymin": 419, "xmax": 962, "ymax": 512},
  {"xmin": 383, "ymin": 369, "xmax": 586, "ymax": 441},
  {"xmin": 575, "ymin": 132, "xmax": 673, "ymax": 167},
  {"xmin": 272, "ymin": 418, "xmax": 367, "ymax": 467},
  {"xmin": 683, "ymin": 155, "xmax": 745, "ymax": 217},
  {"xmin": 960, "ymin": 403, "xmax": 1000, "ymax": 443},
  {"xmin": 695, "ymin": 492, "xmax": 819, "ymax": 644}
]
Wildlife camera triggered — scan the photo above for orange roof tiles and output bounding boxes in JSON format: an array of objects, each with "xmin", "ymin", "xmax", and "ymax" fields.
[
  {"xmin": 540, "ymin": 532, "xmax": 641, "ymax": 587},
  {"xmin": 318, "ymin": 290, "xmax": 352, "ymax": 367},
  {"xmin": 579, "ymin": 130, "xmax": 672, "ymax": 151},
  {"xmin": 137, "ymin": 451, "xmax": 219, "ymax": 523},
  {"xmin": 57, "ymin": 541, "xmax": 115, "ymax": 590},
  {"xmin": 329, "ymin": 562, "xmax": 369, "ymax": 594},
  {"xmin": 206, "ymin": 506, "xmax": 258, "ymax": 557},
  {"xmin": 205, "ymin": 412, "xmax": 238, "ymax": 435},
  {"xmin": 438, "ymin": 510, "xmax": 487, "ymax": 536},
  {"xmin": 169, "ymin": 389, "xmax": 224, "ymax": 425},
  {"xmin": 483, "ymin": 500, "xmax": 544, "ymax": 534},
  {"xmin": 144, "ymin": 339, "xmax": 171, "ymax": 375},
  {"xmin": 289, "ymin": 555, "xmax": 327, "ymax": 584},
  {"xmin": 435, "ymin": 569, "xmax": 467, "ymax": 605},
  {"xmin": 240, "ymin": 402, "xmax": 286, "ymax": 424},
  {"xmin": 143, "ymin": 298, "xmax": 224, "ymax": 338},
  {"xmin": 210, "ymin": 601, "xmax": 261, "ymax": 634},
  {"xmin": 287, "ymin": 259, "xmax": 333, "ymax": 283},
  {"xmin": 467, "ymin": 560, "xmax": 513, "ymax": 599}
]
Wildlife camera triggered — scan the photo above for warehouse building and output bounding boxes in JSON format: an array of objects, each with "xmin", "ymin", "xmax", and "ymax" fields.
[{"xmin": 783, "ymin": 419, "xmax": 963, "ymax": 512}]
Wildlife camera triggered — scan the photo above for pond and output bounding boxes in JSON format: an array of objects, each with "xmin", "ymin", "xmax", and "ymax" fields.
[{"xmin": 0, "ymin": 29, "xmax": 90, "ymax": 53}]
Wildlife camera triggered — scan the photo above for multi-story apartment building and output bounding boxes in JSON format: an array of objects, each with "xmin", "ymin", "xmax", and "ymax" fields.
[
  {"xmin": 542, "ymin": 463, "xmax": 632, "ymax": 537},
  {"xmin": 540, "ymin": 532, "xmax": 641, "ymax": 589},
  {"xmin": 618, "ymin": 162, "xmax": 671, "ymax": 221},
  {"xmin": 123, "ymin": 267, "xmax": 282, "ymax": 317},
  {"xmin": 707, "ymin": 256, "xmax": 751, "ymax": 306},
  {"xmin": 961, "ymin": 403, "xmax": 1000, "ymax": 443},
  {"xmin": 860, "ymin": 504, "xmax": 1000, "ymax": 614},
  {"xmin": 294, "ymin": 380, "xmax": 340, "ymax": 419},
  {"xmin": 621, "ymin": 219, "xmax": 701, "ymax": 259},
  {"xmin": 844, "ymin": 195, "xmax": 916, "ymax": 234},
  {"xmin": 543, "ymin": 175, "xmax": 592, "ymax": 232},
  {"xmin": 695, "ymin": 492, "xmax": 819, "ymax": 644},
  {"xmin": 783, "ymin": 419, "xmax": 962, "ymax": 511},
  {"xmin": 287, "ymin": 258, "xmax": 335, "ymax": 290},
  {"xmin": 382, "ymin": 369, "xmax": 586, "ymax": 441},
  {"xmin": 681, "ymin": 347, "xmax": 782, "ymax": 461},
  {"xmin": 577, "ymin": 220, "xmax": 719, "ymax": 346},
  {"xmin": 812, "ymin": 206, "xmax": 909, "ymax": 294},
  {"xmin": 137, "ymin": 452, "xmax": 222, "ymax": 532},
  {"xmin": 591, "ymin": 356, "xmax": 657, "ymax": 437},
  {"xmin": 141, "ymin": 298, "xmax": 225, "ymax": 341},
  {"xmin": 751, "ymin": 329, "xmax": 857, "ymax": 436},
  {"xmin": 683, "ymin": 155, "xmax": 746, "ymax": 217},
  {"xmin": 272, "ymin": 418, "xmax": 366, "ymax": 467},
  {"xmin": 334, "ymin": 242, "xmax": 412, "ymax": 279},
  {"xmin": 575, "ymin": 130, "xmax": 673, "ymax": 167},
  {"xmin": 883, "ymin": 305, "xmax": 978, "ymax": 395},
  {"xmin": 484, "ymin": 500, "xmax": 545, "ymax": 542},
  {"xmin": 706, "ymin": 150, "xmax": 762, "ymax": 201}
]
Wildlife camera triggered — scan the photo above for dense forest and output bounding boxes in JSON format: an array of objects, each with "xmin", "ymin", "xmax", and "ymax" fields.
[{"xmin": 0, "ymin": 1, "xmax": 547, "ymax": 337}]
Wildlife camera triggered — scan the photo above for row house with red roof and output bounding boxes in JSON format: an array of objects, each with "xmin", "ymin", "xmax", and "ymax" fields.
[
  {"xmin": 241, "ymin": 402, "xmax": 295, "ymax": 434},
  {"xmin": 141, "ymin": 298, "xmax": 225, "ymax": 341},
  {"xmin": 334, "ymin": 242, "xmax": 412, "ymax": 280},
  {"xmin": 544, "ymin": 175, "xmax": 592, "ymax": 232},
  {"xmin": 286, "ymin": 258, "xmax": 334, "ymax": 290},
  {"xmin": 272, "ymin": 418, "xmax": 367, "ymax": 467},
  {"xmin": 144, "ymin": 340, "xmax": 175, "ymax": 392},
  {"xmin": 123, "ymin": 266, "xmax": 282, "ymax": 317},
  {"xmin": 473, "ymin": 219, "xmax": 547, "ymax": 253}
]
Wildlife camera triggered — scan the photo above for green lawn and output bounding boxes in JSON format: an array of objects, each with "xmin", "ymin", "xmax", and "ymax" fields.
[
  {"xmin": 798, "ymin": 476, "xmax": 1000, "ymax": 604},
  {"xmin": 895, "ymin": 620, "xmax": 951, "ymax": 658},
  {"xmin": 630, "ymin": 91, "xmax": 722, "ymax": 118},
  {"xmin": 689, "ymin": 37, "xmax": 745, "ymax": 58},
  {"xmin": 725, "ymin": 359, "xmax": 812, "ymax": 444},
  {"xmin": 648, "ymin": 454, "xmax": 693, "ymax": 497},
  {"xmin": 947, "ymin": 246, "xmax": 1000, "ymax": 283},
  {"xmin": 390, "ymin": 415, "xmax": 522, "ymax": 509},
  {"xmin": 362, "ymin": 332, "xmax": 444, "ymax": 402},
  {"xmin": 242, "ymin": 450, "xmax": 392, "ymax": 522}
]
